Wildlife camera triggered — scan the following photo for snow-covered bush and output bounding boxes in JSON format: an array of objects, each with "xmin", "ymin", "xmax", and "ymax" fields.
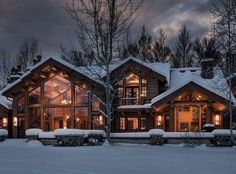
[
  {"xmin": 83, "ymin": 130, "xmax": 105, "ymax": 146},
  {"xmin": 54, "ymin": 129, "xmax": 84, "ymax": 136},
  {"xmin": 54, "ymin": 129, "xmax": 84, "ymax": 146},
  {"xmin": 110, "ymin": 132, "xmax": 150, "ymax": 138},
  {"xmin": 38, "ymin": 132, "xmax": 55, "ymax": 139},
  {"xmin": 149, "ymin": 129, "xmax": 164, "ymax": 145},
  {"xmin": 213, "ymin": 129, "xmax": 236, "ymax": 147},
  {"xmin": 0, "ymin": 129, "xmax": 8, "ymax": 142},
  {"xmin": 25, "ymin": 128, "xmax": 43, "ymax": 140},
  {"xmin": 203, "ymin": 124, "xmax": 216, "ymax": 132}
]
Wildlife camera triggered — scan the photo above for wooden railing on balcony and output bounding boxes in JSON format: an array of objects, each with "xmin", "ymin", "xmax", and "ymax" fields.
[{"xmin": 119, "ymin": 97, "xmax": 142, "ymax": 105}]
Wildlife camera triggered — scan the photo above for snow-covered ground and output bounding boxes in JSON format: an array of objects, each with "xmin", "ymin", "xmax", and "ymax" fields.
[{"xmin": 0, "ymin": 140, "xmax": 236, "ymax": 174}]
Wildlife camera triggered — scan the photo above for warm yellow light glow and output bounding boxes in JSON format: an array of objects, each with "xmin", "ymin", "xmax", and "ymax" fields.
[
  {"xmin": 63, "ymin": 126, "xmax": 67, "ymax": 129},
  {"xmin": 66, "ymin": 115, "xmax": 70, "ymax": 120},
  {"xmin": 61, "ymin": 99, "xmax": 67, "ymax": 104},
  {"xmin": 13, "ymin": 117, "xmax": 18, "ymax": 126},
  {"xmin": 3, "ymin": 118, "xmax": 7, "ymax": 127},
  {"xmin": 157, "ymin": 115, "xmax": 162, "ymax": 126},
  {"xmin": 215, "ymin": 114, "xmax": 220, "ymax": 125},
  {"xmin": 76, "ymin": 118, "xmax": 80, "ymax": 122},
  {"xmin": 99, "ymin": 116, "xmax": 104, "ymax": 125}
]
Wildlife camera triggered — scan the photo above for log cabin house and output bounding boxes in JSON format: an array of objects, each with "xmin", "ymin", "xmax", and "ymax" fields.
[{"xmin": 0, "ymin": 57, "xmax": 235, "ymax": 138}]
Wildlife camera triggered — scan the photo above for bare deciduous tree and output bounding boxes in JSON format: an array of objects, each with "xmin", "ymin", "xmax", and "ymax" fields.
[
  {"xmin": 16, "ymin": 38, "xmax": 40, "ymax": 71},
  {"xmin": 65, "ymin": 0, "xmax": 143, "ymax": 142},
  {"xmin": 0, "ymin": 49, "xmax": 13, "ymax": 88},
  {"xmin": 211, "ymin": 0, "xmax": 236, "ymax": 143}
]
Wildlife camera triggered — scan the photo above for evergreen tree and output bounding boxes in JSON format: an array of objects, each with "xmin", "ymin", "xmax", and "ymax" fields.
[{"xmin": 173, "ymin": 25, "xmax": 193, "ymax": 67}]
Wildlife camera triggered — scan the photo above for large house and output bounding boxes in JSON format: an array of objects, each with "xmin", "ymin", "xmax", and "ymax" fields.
[{"xmin": 0, "ymin": 57, "xmax": 235, "ymax": 138}]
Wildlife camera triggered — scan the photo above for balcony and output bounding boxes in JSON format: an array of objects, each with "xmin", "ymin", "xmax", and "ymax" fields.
[{"xmin": 119, "ymin": 97, "xmax": 142, "ymax": 105}]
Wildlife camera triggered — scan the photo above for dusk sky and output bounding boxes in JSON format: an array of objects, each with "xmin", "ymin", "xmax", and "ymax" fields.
[{"xmin": 0, "ymin": 0, "xmax": 212, "ymax": 58}]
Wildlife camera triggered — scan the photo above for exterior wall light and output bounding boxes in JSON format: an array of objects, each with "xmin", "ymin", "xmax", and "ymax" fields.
[{"xmin": 13, "ymin": 117, "xmax": 18, "ymax": 127}]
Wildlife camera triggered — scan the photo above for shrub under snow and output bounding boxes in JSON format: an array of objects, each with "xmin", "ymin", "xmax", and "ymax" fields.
[
  {"xmin": 0, "ymin": 129, "xmax": 8, "ymax": 136},
  {"xmin": 38, "ymin": 132, "xmax": 55, "ymax": 139},
  {"xmin": 149, "ymin": 129, "xmax": 164, "ymax": 136},
  {"xmin": 54, "ymin": 129, "xmax": 85, "ymax": 136},
  {"xmin": 25, "ymin": 128, "xmax": 43, "ymax": 136},
  {"xmin": 213, "ymin": 129, "xmax": 236, "ymax": 136},
  {"xmin": 83, "ymin": 130, "xmax": 105, "ymax": 138}
]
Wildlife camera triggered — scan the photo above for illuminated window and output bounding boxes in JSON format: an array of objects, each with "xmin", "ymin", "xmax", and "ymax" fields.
[
  {"xmin": 119, "ymin": 117, "xmax": 126, "ymax": 130},
  {"xmin": 13, "ymin": 117, "xmax": 18, "ymax": 126},
  {"xmin": 118, "ymin": 87, "xmax": 123, "ymax": 97},
  {"xmin": 75, "ymin": 86, "xmax": 88, "ymax": 104},
  {"xmin": 44, "ymin": 75, "xmax": 71, "ymax": 105},
  {"xmin": 141, "ymin": 87, "xmax": 147, "ymax": 97},
  {"xmin": 156, "ymin": 115, "xmax": 162, "ymax": 126},
  {"xmin": 92, "ymin": 115, "xmax": 104, "ymax": 129},
  {"xmin": 28, "ymin": 108, "xmax": 41, "ymax": 128},
  {"xmin": 215, "ymin": 114, "xmax": 220, "ymax": 126},
  {"xmin": 127, "ymin": 118, "xmax": 138, "ymax": 130},
  {"xmin": 141, "ymin": 117, "xmax": 146, "ymax": 130},
  {"xmin": 92, "ymin": 95, "xmax": 100, "ymax": 111},
  {"xmin": 17, "ymin": 97, "xmax": 25, "ymax": 114},
  {"xmin": 45, "ymin": 107, "xmax": 71, "ymax": 130},
  {"xmin": 28, "ymin": 87, "xmax": 41, "ymax": 105},
  {"xmin": 142, "ymin": 79, "xmax": 147, "ymax": 84},
  {"xmin": 75, "ymin": 107, "xmax": 88, "ymax": 129},
  {"xmin": 126, "ymin": 74, "xmax": 140, "ymax": 84}
]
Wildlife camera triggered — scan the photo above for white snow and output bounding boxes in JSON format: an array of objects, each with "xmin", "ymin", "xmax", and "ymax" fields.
[
  {"xmin": 25, "ymin": 128, "xmax": 43, "ymax": 136},
  {"xmin": 0, "ymin": 139, "xmax": 236, "ymax": 174},
  {"xmin": 83, "ymin": 130, "xmax": 105, "ymax": 137},
  {"xmin": 149, "ymin": 129, "xmax": 164, "ymax": 135},
  {"xmin": 203, "ymin": 124, "xmax": 216, "ymax": 128},
  {"xmin": 54, "ymin": 129, "xmax": 84, "ymax": 136},
  {"xmin": 110, "ymin": 132, "xmax": 150, "ymax": 138},
  {"xmin": 0, "ymin": 93, "xmax": 12, "ymax": 109},
  {"xmin": 0, "ymin": 129, "xmax": 8, "ymax": 136},
  {"xmin": 150, "ymin": 67, "xmax": 235, "ymax": 106},
  {"xmin": 213, "ymin": 129, "xmax": 236, "ymax": 136},
  {"xmin": 163, "ymin": 132, "xmax": 214, "ymax": 138},
  {"xmin": 38, "ymin": 132, "xmax": 55, "ymax": 139},
  {"xmin": 27, "ymin": 140, "xmax": 44, "ymax": 148}
]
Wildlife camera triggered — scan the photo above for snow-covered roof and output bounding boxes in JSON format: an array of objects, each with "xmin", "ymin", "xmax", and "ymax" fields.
[
  {"xmin": 150, "ymin": 67, "xmax": 235, "ymax": 106},
  {"xmin": 0, "ymin": 92, "xmax": 12, "ymax": 110},
  {"xmin": 1, "ymin": 57, "xmax": 105, "ymax": 95},
  {"xmin": 79, "ymin": 57, "xmax": 171, "ymax": 84}
]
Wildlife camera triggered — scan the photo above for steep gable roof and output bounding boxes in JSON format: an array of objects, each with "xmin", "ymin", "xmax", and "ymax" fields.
[
  {"xmin": 1, "ymin": 57, "xmax": 104, "ymax": 97},
  {"xmin": 150, "ymin": 67, "xmax": 235, "ymax": 106}
]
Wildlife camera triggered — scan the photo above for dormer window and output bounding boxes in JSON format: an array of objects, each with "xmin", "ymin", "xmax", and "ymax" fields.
[{"xmin": 117, "ymin": 73, "xmax": 147, "ymax": 105}]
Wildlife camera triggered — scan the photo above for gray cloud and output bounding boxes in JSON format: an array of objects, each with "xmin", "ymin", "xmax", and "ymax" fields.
[{"xmin": 0, "ymin": 0, "xmax": 212, "ymax": 58}]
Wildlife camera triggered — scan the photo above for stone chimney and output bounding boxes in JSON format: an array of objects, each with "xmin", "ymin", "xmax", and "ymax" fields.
[
  {"xmin": 201, "ymin": 58, "xmax": 214, "ymax": 79},
  {"xmin": 7, "ymin": 64, "xmax": 22, "ymax": 84},
  {"xmin": 32, "ymin": 55, "xmax": 42, "ymax": 65}
]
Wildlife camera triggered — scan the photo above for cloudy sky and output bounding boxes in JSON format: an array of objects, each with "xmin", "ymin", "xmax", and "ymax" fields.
[{"xmin": 0, "ymin": 0, "xmax": 212, "ymax": 58}]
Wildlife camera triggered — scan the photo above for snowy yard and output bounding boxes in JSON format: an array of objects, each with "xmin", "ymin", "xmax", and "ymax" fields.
[{"xmin": 0, "ymin": 140, "xmax": 236, "ymax": 174}]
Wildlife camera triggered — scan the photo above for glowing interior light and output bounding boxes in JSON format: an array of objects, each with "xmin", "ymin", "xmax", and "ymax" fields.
[
  {"xmin": 215, "ymin": 114, "xmax": 220, "ymax": 125},
  {"xmin": 3, "ymin": 118, "xmax": 7, "ymax": 127},
  {"xmin": 13, "ymin": 117, "xmax": 18, "ymax": 126},
  {"xmin": 157, "ymin": 115, "xmax": 162, "ymax": 126}
]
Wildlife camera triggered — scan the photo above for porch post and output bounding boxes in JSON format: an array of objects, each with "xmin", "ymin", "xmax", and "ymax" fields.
[
  {"xmin": 169, "ymin": 101, "xmax": 175, "ymax": 132},
  {"xmin": 207, "ymin": 101, "xmax": 213, "ymax": 124},
  {"xmin": 88, "ymin": 91, "xmax": 92, "ymax": 129},
  {"xmin": 12, "ymin": 99, "xmax": 18, "ymax": 138},
  {"xmin": 71, "ymin": 83, "xmax": 75, "ymax": 128}
]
